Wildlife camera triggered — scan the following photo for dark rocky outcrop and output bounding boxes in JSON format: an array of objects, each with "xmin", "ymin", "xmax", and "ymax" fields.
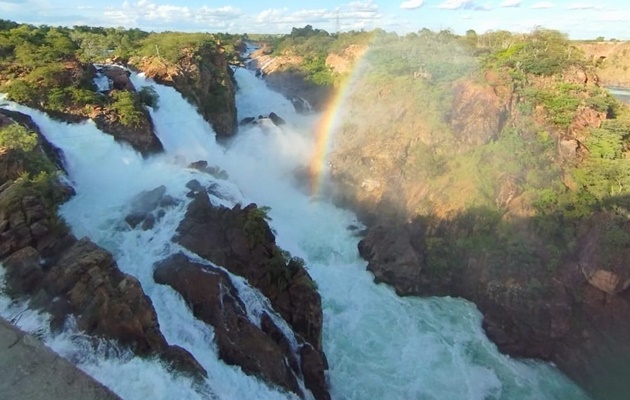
[
  {"xmin": 91, "ymin": 105, "xmax": 162, "ymax": 156},
  {"xmin": 268, "ymin": 112, "xmax": 286, "ymax": 126},
  {"xmin": 132, "ymin": 44, "xmax": 237, "ymax": 138},
  {"xmin": 187, "ymin": 160, "xmax": 229, "ymax": 180},
  {"xmin": 239, "ymin": 113, "xmax": 286, "ymax": 128},
  {"xmin": 173, "ymin": 191, "xmax": 329, "ymax": 399},
  {"xmin": 154, "ymin": 253, "xmax": 302, "ymax": 397},
  {"xmin": 124, "ymin": 185, "xmax": 179, "ymax": 231},
  {"xmin": 100, "ymin": 66, "xmax": 134, "ymax": 91}
]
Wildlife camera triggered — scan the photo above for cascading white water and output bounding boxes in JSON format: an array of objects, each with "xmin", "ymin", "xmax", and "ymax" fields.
[{"xmin": 0, "ymin": 66, "xmax": 591, "ymax": 400}]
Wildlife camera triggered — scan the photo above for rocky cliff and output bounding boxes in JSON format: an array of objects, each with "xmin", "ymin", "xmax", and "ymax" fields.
[
  {"xmin": 154, "ymin": 189, "xmax": 330, "ymax": 400},
  {"xmin": 131, "ymin": 43, "xmax": 237, "ymax": 138}
]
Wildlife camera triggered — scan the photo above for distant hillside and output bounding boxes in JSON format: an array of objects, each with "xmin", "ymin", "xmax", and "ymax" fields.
[{"xmin": 578, "ymin": 41, "xmax": 630, "ymax": 87}]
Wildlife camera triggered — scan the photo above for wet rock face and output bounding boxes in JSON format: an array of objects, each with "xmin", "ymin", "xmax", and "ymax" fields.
[
  {"xmin": 173, "ymin": 191, "xmax": 330, "ymax": 399},
  {"xmin": 358, "ymin": 223, "xmax": 427, "ymax": 296},
  {"xmin": 154, "ymin": 254, "xmax": 302, "ymax": 397},
  {"xmin": 0, "ymin": 225, "xmax": 204, "ymax": 378},
  {"xmin": 124, "ymin": 185, "xmax": 179, "ymax": 231}
]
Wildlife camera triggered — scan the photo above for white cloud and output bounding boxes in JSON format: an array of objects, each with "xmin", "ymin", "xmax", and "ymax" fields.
[
  {"xmin": 567, "ymin": 2, "xmax": 598, "ymax": 10},
  {"xmin": 400, "ymin": 0, "xmax": 424, "ymax": 10},
  {"xmin": 500, "ymin": 0, "xmax": 521, "ymax": 7},
  {"xmin": 436, "ymin": 0, "xmax": 473, "ymax": 9},
  {"xmin": 103, "ymin": 1, "xmax": 243, "ymax": 29},
  {"xmin": 251, "ymin": 2, "xmax": 380, "ymax": 33},
  {"xmin": 531, "ymin": 1, "xmax": 553, "ymax": 8},
  {"xmin": 435, "ymin": 0, "xmax": 489, "ymax": 11}
]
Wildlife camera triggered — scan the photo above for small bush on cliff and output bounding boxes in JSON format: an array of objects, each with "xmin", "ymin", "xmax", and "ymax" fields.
[
  {"xmin": 3, "ymin": 80, "xmax": 39, "ymax": 105},
  {"xmin": 138, "ymin": 86, "xmax": 159, "ymax": 109},
  {"xmin": 0, "ymin": 123, "xmax": 56, "ymax": 177},
  {"xmin": 0, "ymin": 124, "xmax": 38, "ymax": 152},
  {"xmin": 110, "ymin": 91, "xmax": 143, "ymax": 127}
]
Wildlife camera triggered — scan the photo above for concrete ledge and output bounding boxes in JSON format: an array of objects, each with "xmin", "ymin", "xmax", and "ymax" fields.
[{"xmin": 0, "ymin": 317, "xmax": 121, "ymax": 400}]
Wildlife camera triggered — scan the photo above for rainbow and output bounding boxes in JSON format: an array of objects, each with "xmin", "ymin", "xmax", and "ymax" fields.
[{"xmin": 309, "ymin": 50, "xmax": 369, "ymax": 196}]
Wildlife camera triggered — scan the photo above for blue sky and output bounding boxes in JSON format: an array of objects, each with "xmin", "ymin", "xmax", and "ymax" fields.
[{"xmin": 1, "ymin": 0, "xmax": 628, "ymax": 39}]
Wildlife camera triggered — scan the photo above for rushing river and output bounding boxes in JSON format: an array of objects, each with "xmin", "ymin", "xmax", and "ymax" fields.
[{"xmin": 0, "ymin": 66, "xmax": 590, "ymax": 399}]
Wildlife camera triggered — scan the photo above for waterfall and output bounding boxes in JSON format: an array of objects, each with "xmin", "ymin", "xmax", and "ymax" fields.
[{"xmin": 0, "ymin": 67, "xmax": 590, "ymax": 400}]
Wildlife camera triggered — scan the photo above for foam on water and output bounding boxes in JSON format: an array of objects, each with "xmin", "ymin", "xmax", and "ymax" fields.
[{"xmin": 0, "ymin": 66, "xmax": 591, "ymax": 400}]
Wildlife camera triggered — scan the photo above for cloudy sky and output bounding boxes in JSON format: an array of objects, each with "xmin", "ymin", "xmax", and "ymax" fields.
[{"xmin": 0, "ymin": 0, "xmax": 627, "ymax": 39}]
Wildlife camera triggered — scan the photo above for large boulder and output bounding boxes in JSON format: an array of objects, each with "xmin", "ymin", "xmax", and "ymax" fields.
[
  {"xmin": 174, "ymin": 192, "xmax": 330, "ymax": 399},
  {"xmin": 101, "ymin": 66, "xmax": 134, "ymax": 91},
  {"xmin": 154, "ymin": 253, "xmax": 302, "ymax": 397}
]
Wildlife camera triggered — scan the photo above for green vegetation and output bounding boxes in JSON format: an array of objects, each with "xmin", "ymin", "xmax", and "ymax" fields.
[
  {"xmin": 0, "ymin": 19, "xmax": 245, "ymax": 126},
  {"xmin": 138, "ymin": 86, "xmax": 159, "ymax": 109},
  {"xmin": 0, "ymin": 122, "xmax": 67, "ymax": 234},
  {"xmin": 0, "ymin": 123, "xmax": 38, "ymax": 152},
  {"xmin": 267, "ymin": 25, "xmax": 374, "ymax": 86}
]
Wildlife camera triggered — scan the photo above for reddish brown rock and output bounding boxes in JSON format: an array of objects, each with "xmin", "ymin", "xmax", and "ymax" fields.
[
  {"xmin": 450, "ymin": 79, "xmax": 508, "ymax": 146},
  {"xmin": 154, "ymin": 253, "xmax": 302, "ymax": 397}
]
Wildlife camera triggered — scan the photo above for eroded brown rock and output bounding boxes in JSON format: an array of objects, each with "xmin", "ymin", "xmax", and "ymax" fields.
[
  {"xmin": 174, "ymin": 191, "xmax": 330, "ymax": 399},
  {"xmin": 154, "ymin": 253, "xmax": 302, "ymax": 397}
]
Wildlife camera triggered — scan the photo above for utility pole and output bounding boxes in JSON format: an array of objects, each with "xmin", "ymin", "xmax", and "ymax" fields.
[{"xmin": 336, "ymin": 9, "xmax": 340, "ymax": 34}]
